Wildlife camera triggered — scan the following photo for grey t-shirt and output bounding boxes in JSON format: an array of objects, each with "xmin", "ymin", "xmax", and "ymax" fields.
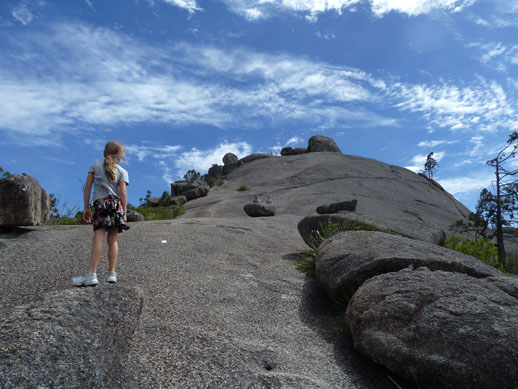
[{"xmin": 89, "ymin": 161, "xmax": 129, "ymax": 201}]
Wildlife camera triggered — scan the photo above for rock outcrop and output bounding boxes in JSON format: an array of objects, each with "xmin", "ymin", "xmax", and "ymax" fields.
[
  {"xmin": 0, "ymin": 174, "xmax": 50, "ymax": 227},
  {"xmin": 243, "ymin": 203, "xmax": 276, "ymax": 217},
  {"xmin": 281, "ymin": 147, "xmax": 307, "ymax": 156},
  {"xmin": 315, "ymin": 231, "xmax": 502, "ymax": 304},
  {"xmin": 239, "ymin": 153, "xmax": 273, "ymax": 164},
  {"xmin": 316, "ymin": 200, "xmax": 357, "ymax": 214},
  {"xmin": 298, "ymin": 213, "xmax": 446, "ymax": 246},
  {"xmin": 0, "ymin": 287, "xmax": 143, "ymax": 388},
  {"xmin": 171, "ymin": 180, "xmax": 209, "ymax": 201},
  {"xmin": 184, "ymin": 151, "xmax": 470, "ymax": 242},
  {"xmin": 307, "ymin": 135, "xmax": 342, "ymax": 153},
  {"xmin": 346, "ymin": 268, "xmax": 518, "ymax": 389}
]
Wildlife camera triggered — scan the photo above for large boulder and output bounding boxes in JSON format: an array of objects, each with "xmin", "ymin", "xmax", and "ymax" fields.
[
  {"xmin": 307, "ymin": 135, "xmax": 341, "ymax": 153},
  {"xmin": 146, "ymin": 196, "xmax": 161, "ymax": 207},
  {"xmin": 0, "ymin": 287, "xmax": 143, "ymax": 387},
  {"xmin": 0, "ymin": 174, "xmax": 50, "ymax": 227},
  {"xmin": 298, "ymin": 213, "xmax": 446, "ymax": 246},
  {"xmin": 345, "ymin": 268, "xmax": 518, "ymax": 389},
  {"xmin": 223, "ymin": 153, "xmax": 238, "ymax": 165},
  {"xmin": 183, "ymin": 186, "xmax": 209, "ymax": 201},
  {"xmin": 239, "ymin": 153, "xmax": 274, "ymax": 164},
  {"xmin": 316, "ymin": 231, "xmax": 502, "ymax": 304},
  {"xmin": 243, "ymin": 203, "xmax": 275, "ymax": 217},
  {"xmin": 316, "ymin": 200, "xmax": 357, "ymax": 214}
]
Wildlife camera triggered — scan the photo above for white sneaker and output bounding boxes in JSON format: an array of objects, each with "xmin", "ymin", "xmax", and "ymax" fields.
[
  {"xmin": 106, "ymin": 272, "xmax": 117, "ymax": 283},
  {"xmin": 71, "ymin": 272, "xmax": 98, "ymax": 287}
]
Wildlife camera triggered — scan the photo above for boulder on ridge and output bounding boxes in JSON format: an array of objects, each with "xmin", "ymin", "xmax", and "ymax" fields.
[
  {"xmin": 0, "ymin": 174, "xmax": 50, "ymax": 227},
  {"xmin": 239, "ymin": 153, "xmax": 274, "ymax": 164},
  {"xmin": 316, "ymin": 230, "xmax": 502, "ymax": 303},
  {"xmin": 345, "ymin": 268, "xmax": 518, "ymax": 389},
  {"xmin": 281, "ymin": 147, "xmax": 307, "ymax": 156},
  {"xmin": 171, "ymin": 180, "xmax": 209, "ymax": 200},
  {"xmin": 307, "ymin": 135, "xmax": 341, "ymax": 153},
  {"xmin": 223, "ymin": 153, "xmax": 238, "ymax": 165}
]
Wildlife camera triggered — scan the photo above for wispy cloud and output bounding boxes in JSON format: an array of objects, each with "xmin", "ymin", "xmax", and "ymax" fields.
[
  {"xmin": 0, "ymin": 23, "xmax": 395, "ymax": 145},
  {"xmin": 202, "ymin": 0, "xmax": 477, "ymax": 21},
  {"xmin": 438, "ymin": 172, "xmax": 494, "ymax": 196},
  {"xmin": 467, "ymin": 41, "xmax": 518, "ymax": 72},
  {"xmin": 391, "ymin": 78, "xmax": 517, "ymax": 132}
]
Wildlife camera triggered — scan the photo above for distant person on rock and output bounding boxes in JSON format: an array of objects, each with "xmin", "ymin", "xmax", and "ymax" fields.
[
  {"xmin": 253, "ymin": 195, "xmax": 261, "ymax": 203},
  {"xmin": 71, "ymin": 140, "xmax": 130, "ymax": 287},
  {"xmin": 266, "ymin": 195, "xmax": 273, "ymax": 205}
]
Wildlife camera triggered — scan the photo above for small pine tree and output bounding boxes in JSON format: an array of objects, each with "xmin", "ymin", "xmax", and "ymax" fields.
[{"xmin": 422, "ymin": 152, "xmax": 438, "ymax": 179}]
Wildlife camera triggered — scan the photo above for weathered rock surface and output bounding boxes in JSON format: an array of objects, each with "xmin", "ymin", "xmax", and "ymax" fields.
[
  {"xmin": 243, "ymin": 203, "xmax": 276, "ymax": 217},
  {"xmin": 307, "ymin": 135, "xmax": 342, "ymax": 153},
  {"xmin": 239, "ymin": 153, "xmax": 274, "ymax": 164},
  {"xmin": 208, "ymin": 164, "xmax": 223, "ymax": 180},
  {"xmin": 223, "ymin": 152, "xmax": 238, "ymax": 165},
  {"xmin": 222, "ymin": 162, "xmax": 238, "ymax": 176},
  {"xmin": 316, "ymin": 199, "xmax": 357, "ymax": 214},
  {"xmin": 281, "ymin": 147, "xmax": 307, "ymax": 156},
  {"xmin": 0, "ymin": 287, "xmax": 143, "ymax": 388},
  {"xmin": 127, "ymin": 210, "xmax": 145, "ymax": 222},
  {"xmin": 184, "ymin": 152, "xmax": 471, "ymax": 240},
  {"xmin": 0, "ymin": 218, "xmax": 394, "ymax": 388},
  {"xmin": 316, "ymin": 231, "xmax": 502, "ymax": 303},
  {"xmin": 298, "ymin": 212, "xmax": 446, "ymax": 246},
  {"xmin": 345, "ymin": 268, "xmax": 518, "ymax": 389},
  {"xmin": 0, "ymin": 174, "xmax": 50, "ymax": 227}
]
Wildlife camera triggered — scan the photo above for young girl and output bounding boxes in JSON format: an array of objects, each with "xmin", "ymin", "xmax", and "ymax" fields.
[{"xmin": 71, "ymin": 140, "xmax": 130, "ymax": 286}]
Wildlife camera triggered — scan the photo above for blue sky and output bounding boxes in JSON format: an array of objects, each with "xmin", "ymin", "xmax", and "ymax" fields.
[{"xmin": 1, "ymin": 0, "xmax": 518, "ymax": 212}]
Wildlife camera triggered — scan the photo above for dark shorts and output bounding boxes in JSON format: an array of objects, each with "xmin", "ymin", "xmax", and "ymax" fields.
[{"xmin": 92, "ymin": 196, "xmax": 130, "ymax": 233}]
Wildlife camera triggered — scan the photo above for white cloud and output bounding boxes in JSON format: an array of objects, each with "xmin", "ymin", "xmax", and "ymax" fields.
[
  {"xmin": 174, "ymin": 141, "xmax": 253, "ymax": 180},
  {"xmin": 160, "ymin": 0, "xmax": 202, "ymax": 13},
  {"xmin": 286, "ymin": 136, "xmax": 304, "ymax": 146},
  {"xmin": 215, "ymin": 0, "xmax": 476, "ymax": 20},
  {"xmin": 438, "ymin": 173, "xmax": 493, "ymax": 195},
  {"xmin": 370, "ymin": 0, "xmax": 476, "ymax": 17},
  {"xmin": 127, "ymin": 141, "xmax": 253, "ymax": 183},
  {"xmin": 418, "ymin": 139, "xmax": 458, "ymax": 147}
]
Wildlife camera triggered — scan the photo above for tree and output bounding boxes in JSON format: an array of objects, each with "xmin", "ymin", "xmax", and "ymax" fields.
[
  {"xmin": 183, "ymin": 169, "xmax": 201, "ymax": 183},
  {"xmin": 485, "ymin": 131, "xmax": 518, "ymax": 264},
  {"xmin": 0, "ymin": 167, "xmax": 11, "ymax": 178},
  {"xmin": 422, "ymin": 152, "xmax": 438, "ymax": 179}
]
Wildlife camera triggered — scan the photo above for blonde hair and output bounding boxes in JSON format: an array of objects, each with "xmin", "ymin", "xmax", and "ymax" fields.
[{"xmin": 103, "ymin": 141, "xmax": 125, "ymax": 182}]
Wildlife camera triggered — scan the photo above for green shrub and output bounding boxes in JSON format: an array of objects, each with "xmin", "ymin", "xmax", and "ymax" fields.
[
  {"xmin": 296, "ymin": 219, "xmax": 382, "ymax": 274},
  {"xmin": 237, "ymin": 185, "xmax": 250, "ymax": 191},
  {"xmin": 136, "ymin": 203, "xmax": 184, "ymax": 221},
  {"xmin": 444, "ymin": 235, "xmax": 504, "ymax": 272}
]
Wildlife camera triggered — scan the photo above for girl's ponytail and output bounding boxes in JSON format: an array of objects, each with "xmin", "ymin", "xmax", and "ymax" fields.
[{"xmin": 103, "ymin": 141, "xmax": 125, "ymax": 183}]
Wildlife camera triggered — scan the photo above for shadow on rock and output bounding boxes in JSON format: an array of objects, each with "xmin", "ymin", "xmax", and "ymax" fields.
[{"xmin": 297, "ymin": 272, "xmax": 417, "ymax": 389}]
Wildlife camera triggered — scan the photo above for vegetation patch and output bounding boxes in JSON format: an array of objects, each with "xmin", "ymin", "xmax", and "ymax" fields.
[
  {"xmin": 237, "ymin": 185, "xmax": 251, "ymax": 191},
  {"xmin": 296, "ymin": 219, "xmax": 382, "ymax": 275},
  {"xmin": 444, "ymin": 235, "xmax": 506, "ymax": 273}
]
